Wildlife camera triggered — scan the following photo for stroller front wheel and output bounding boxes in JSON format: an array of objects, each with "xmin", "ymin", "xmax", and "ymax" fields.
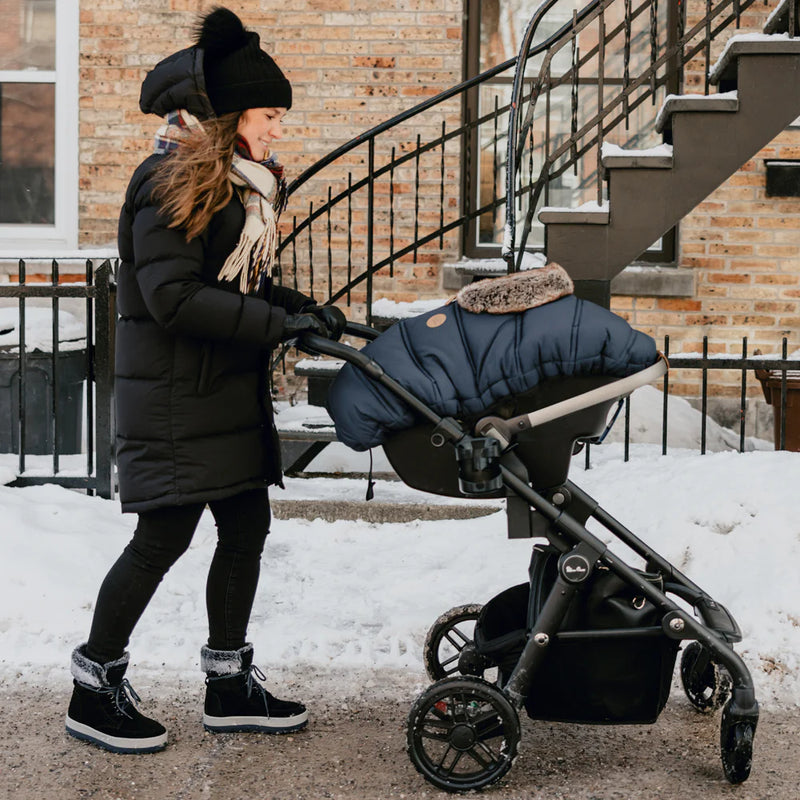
[
  {"xmin": 680, "ymin": 641, "xmax": 733, "ymax": 713},
  {"xmin": 407, "ymin": 676, "xmax": 520, "ymax": 792},
  {"xmin": 720, "ymin": 703, "xmax": 756, "ymax": 783},
  {"xmin": 423, "ymin": 604, "xmax": 486, "ymax": 681}
]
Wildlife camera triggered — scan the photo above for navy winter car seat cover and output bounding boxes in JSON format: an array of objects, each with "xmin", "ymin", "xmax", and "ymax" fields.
[{"xmin": 326, "ymin": 295, "xmax": 659, "ymax": 451}]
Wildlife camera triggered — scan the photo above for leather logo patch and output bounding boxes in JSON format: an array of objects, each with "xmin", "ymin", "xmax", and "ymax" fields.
[{"xmin": 426, "ymin": 313, "xmax": 447, "ymax": 329}]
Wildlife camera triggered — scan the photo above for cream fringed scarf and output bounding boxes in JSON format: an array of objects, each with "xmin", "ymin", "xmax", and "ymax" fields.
[{"xmin": 154, "ymin": 109, "xmax": 285, "ymax": 294}]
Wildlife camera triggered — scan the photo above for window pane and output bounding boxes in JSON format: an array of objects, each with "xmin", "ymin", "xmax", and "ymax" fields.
[
  {"xmin": 0, "ymin": 0, "xmax": 56, "ymax": 71},
  {"xmin": 0, "ymin": 82, "xmax": 55, "ymax": 224},
  {"xmin": 480, "ymin": 0, "xmax": 582, "ymax": 71}
]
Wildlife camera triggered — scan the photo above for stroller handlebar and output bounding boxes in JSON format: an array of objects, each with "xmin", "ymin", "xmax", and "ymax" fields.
[{"xmin": 290, "ymin": 319, "xmax": 379, "ymax": 366}]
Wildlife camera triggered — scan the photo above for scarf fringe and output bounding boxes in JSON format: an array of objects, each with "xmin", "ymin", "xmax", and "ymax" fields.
[{"xmin": 218, "ymin": 200, "xmax": 277, "ymax": 293}]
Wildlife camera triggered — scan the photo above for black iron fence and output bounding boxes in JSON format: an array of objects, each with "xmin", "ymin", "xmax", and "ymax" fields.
[
  {"xmin": 0, "ymin": 258, "xmax": 116, "ymax": 498},
  {"xmin": 595, "ymin": 336, "xmax": 800, "ymax": 467},
  {"xmin": 0, "ymin": 261, "xmax": 797, "ymax": 499}
]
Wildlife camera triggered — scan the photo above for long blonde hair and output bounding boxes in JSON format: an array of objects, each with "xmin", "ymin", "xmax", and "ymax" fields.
[{"xmin": 152, "ymin": 113, "xmax": 241, "ymax": 241}]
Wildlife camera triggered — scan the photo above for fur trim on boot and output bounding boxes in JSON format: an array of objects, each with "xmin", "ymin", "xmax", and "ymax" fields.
[
  {"xmin": 456, "ymin": 261, "xmax": 573, "ymax": 314},
  {"xmin": 201, "ymin": 643, "xmax": 254, "ymax": 676},
  {"xmin": 70, "ymin": 644, "xmax": 129, "ymax": 688}
]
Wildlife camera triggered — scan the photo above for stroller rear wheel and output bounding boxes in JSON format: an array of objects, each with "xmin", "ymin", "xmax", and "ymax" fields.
[
  {"xmin": 680, "ymin": 641, "xmax": 732, "ymax": 713},
  {"xmin": 407, "ymin": 676, "xmax": 520, "ymax": 792},
  {"xmin": 423, "ymin": 604, "xmax": 486, "ymax": 680}
]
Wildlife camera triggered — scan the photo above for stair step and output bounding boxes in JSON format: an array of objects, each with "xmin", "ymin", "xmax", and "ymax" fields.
[
  {"xmin": 709, "ymin": 34, "xmax": 800, "ymax": 86},
  {"xmin": 601, "ymin": 142, "xmax": 674, "ymax": 169},
  {"xmin": 655, "ymin": 91, "xmax": 739, "ymax": 134},
  {"xmin": 538, "ymin": 201, "xmax": 609, "ymax": 225}
]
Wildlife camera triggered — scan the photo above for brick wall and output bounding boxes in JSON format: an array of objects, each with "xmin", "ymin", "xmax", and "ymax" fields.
[
  {"xmin": 78, "ymin": 0, "xmax": 464, "ymax": 312},
  {"xmin": 78, "ymin": 1, "xmax": 798, "ymax": 402}
]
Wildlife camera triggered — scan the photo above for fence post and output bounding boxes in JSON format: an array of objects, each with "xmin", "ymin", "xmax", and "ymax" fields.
[{"xmin": 93, "ymin": 260, "xmax": 115, "ymax": 500}]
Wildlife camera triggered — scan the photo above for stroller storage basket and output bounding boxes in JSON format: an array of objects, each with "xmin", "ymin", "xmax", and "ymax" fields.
[{"xmin": 475, "ymin": 545, "xmax": 679, "ymax": 724}]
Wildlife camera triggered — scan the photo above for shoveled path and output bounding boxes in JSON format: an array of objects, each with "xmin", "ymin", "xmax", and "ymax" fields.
[{"xmin": 2, "ymin": 668, "xmax": 797, "ymax": 800}]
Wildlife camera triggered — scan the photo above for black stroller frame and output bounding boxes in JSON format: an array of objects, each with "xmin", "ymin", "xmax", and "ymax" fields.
[{"xmin": 296, "ymin": 324, "xmax": 759, "ymax": 793}]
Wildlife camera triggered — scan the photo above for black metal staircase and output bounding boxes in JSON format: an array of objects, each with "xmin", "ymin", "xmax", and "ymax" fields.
[
  {"xmin": 540, "ymin": 25, "xmax": 800, "ymax": 300},
  {"xmin": 277, "ymin": 0, "xmax": 799, "ymax": 316}
]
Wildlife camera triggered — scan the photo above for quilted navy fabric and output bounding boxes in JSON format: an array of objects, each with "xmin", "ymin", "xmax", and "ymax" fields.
[{"xmin": 327, "ymin": 295, "xmax": 659, "ymax": 451}]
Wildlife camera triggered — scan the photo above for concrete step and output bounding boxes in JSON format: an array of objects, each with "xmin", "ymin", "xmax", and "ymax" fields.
[
  {"xmin": 271, "ymin": 498, "xmax": 502, "ymax": 522},
  {"xmin": 600, "ymin": 142, "xmax": 674, "ymax": 170},
  {"xmin": 654, "ymin": 91, "xmax": 739, "ymax": 134}
]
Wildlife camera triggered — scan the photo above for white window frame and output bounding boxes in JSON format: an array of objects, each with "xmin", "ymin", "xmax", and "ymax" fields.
[{"xmin": 0, "ymin": 0, "xmax": 79, "ymax": 255}]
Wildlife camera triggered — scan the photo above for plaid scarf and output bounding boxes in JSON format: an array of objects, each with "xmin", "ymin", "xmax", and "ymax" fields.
[{"xmin": 153, "ymin": 109, "xmax": 287, "ymax": 294}]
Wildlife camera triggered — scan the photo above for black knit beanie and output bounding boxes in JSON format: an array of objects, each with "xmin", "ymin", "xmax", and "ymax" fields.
[{"xmin": 195, "ymin": 6, "xmax": 292, "ymax": 115}]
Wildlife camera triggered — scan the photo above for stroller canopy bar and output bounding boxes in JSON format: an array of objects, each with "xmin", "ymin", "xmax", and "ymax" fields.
[{"xmin": 475, "ymin": 356, "xmax": 668, "ymax": 449}]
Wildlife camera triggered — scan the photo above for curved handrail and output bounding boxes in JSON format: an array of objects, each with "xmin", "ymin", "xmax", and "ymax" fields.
[
  {"xmin": 503, "ymin": 0, "xmax": 602, "ymax": 266},
  {"xmin": 280, "ymin": 3, "xmax": 600, "ymax": 242},
  {"xmin": 275, "ymin": 0, "xmax": 762, "ymax": 317}
]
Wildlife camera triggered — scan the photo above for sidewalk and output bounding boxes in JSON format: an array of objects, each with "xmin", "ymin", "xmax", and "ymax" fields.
[{"xmin": 2, "ymin": 669, "xmax": 798, "ymax": 800}]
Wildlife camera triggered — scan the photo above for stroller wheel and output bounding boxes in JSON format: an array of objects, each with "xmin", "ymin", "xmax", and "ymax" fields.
[
  {"xmin": 720, "ymin": 702, "xmax": 756, "ymax": 783},
  {"xmin": 407, "ymin": 676, "xmax": 520, "ymax": 792},
  {"xmin": 680, "ymin": 641, "xmax": 732, "ymax": 713},
  {"xmin": 423, "ymin": 604, "xmax": 486, "ymax": 681}
]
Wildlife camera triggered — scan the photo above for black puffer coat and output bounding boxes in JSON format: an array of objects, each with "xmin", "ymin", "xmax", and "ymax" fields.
[{"xmin": 115, "ymin": 44, "xmax": 311, "ymax": 512}]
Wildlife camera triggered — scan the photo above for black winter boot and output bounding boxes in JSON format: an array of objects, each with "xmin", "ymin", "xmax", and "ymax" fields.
[
  {"xmin": 201, "ymin": 643, "xmax": 308, "ymax": 734},
  {"xmin": 65, "ymin": 644, "xmax": 167, "ymax": 753}
]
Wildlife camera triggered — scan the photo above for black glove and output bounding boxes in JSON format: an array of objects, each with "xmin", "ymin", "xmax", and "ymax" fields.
[
  {"xmin": 306, "ymin": 304, "xmax": 347, "ymax": 341},
  {"xmin": 280, "ymin": 313, "xmax": 330, "ymax": 342}
]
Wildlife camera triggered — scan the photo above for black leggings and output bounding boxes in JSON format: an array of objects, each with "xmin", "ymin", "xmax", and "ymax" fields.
[{"xmin": 86, "ymin": 488, "xmax": 270, "ymax": 665}]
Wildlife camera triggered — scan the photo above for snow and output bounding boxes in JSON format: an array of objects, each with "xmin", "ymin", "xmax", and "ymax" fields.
[
  {"xmin": 601, "ymin": 142, "xmax": 674, "ymax": 158},
  {"xmin": 371, "ymin": 297, "xmax": 447, "ymax": 320},
  {"xmin": 0, "ymin": 307, "xmax": 797, "ymax": 708},
  {"xmin": 1, "ymin": 385, "xmax": 799, "ymax": 710},
  {"xmin": 656, "ymin": 90, "xmax": 738, "ymax": 131},
  {"xmin": 717, "ymin": 32, "xmax": 792, "ymax": 59},
  {"xmin": 453, "ymin": 252, "xmax": 547, "ymax": 274},
  {"xmin": 293, "ymin": 357, "xmax": 344, "ymax": 374},
  {"xmin": 540, "ymin": 199, "xmax": 609, "ymax": 215},
  {"xmin": 0, "ymin": 307, "xmax": 86, "ymax": 352}
]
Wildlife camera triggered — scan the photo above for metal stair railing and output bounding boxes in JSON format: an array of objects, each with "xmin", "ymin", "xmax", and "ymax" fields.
[
  {"xmin": 505, "ymin": 0, "xmax": 790, "ymax": 271},
  {"xmin": 276, "ymin": 0, "xmax": 775, "ymax": 320}
]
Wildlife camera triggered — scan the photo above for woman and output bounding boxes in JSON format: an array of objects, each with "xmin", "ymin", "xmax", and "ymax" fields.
[{"xmin": 65, "ymin": 6, "xmax": 345, "ymax": 754}]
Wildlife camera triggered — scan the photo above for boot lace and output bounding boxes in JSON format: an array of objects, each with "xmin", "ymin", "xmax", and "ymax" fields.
[
  {"xmin": 244, "ymin": 663, "xmax": 271, "ymax": 710},
  {"xmin": 206, "ymin": 663, "xmax": 271, "ymax": 713},
  {"xmin": 97, "ymin": 678, "xmax": 140, "ymax": 719}
]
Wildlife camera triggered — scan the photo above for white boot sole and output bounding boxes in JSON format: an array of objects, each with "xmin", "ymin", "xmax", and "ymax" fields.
[
  {"xmin": 202, "ymin": 709, "xmax": 308, "ymax": 734},
  {"xmin": 65, "ymin": 715, "xmax": 168, "ymax": 753}
]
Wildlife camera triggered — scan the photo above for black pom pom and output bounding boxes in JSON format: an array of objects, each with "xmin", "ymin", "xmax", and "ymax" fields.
[{"xmin": 194, "ymin": 6, "xmax": 250, "ymax": 56}]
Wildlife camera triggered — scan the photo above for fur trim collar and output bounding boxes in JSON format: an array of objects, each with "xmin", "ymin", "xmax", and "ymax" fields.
[{"xmin": 456, "ymin": 261, "xmax": 573, "ymax": 314}]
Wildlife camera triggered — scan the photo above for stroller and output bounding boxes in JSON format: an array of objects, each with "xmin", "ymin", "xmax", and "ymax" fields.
[{"xmin": 293, "ymin": 291, "xmax": 759, "ymax": 793}]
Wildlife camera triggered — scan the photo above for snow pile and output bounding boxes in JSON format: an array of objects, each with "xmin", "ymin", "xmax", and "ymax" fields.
[
  {"xmin": 0, "ymin": 444, "xmax": 798, "ymax": 708},
  {"xmin": 602, "ymin": 384, "xmax": 772, "ymax": 452},
  {"xmin": 0, "ymin": 307, "xmax": 86, "ymax": 352}
]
